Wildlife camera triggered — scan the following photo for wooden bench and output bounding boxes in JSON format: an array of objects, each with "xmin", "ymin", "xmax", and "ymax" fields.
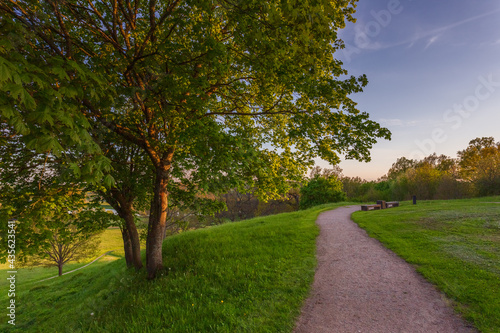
[
  {"xmin": 386, "ymin": 201, "xmax": 399, "ymax": 208},
  {"xmin": 361, "ymin": 204, "xmax": 381, "ymax": 211}
]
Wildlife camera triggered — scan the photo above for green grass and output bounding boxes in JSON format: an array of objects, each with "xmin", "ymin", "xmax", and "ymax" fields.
[
  {"xmin": 1, "ymin": 202, "xmax": 353, "ymax": 332},
  {"xmin": 0, "ymin": 228, "xmax": 126, "ymax": 288},
  {"xmin": 352, "ymin": 196, "xmax": 500, "ymax": 333}
]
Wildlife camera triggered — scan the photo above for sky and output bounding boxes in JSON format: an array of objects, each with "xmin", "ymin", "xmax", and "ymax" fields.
[{"xmin": 316, "ymin": 0, "xmax": 500, "ymax": 180}]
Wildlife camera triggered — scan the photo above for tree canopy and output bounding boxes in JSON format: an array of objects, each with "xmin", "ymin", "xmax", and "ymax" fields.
[
  {"xmin": 458, "ymin": 137, "xmax": 500, "ymax": 196},
  {"xmin": 0, "ymin": 0, "xmax": 391, "ymax": 278}
]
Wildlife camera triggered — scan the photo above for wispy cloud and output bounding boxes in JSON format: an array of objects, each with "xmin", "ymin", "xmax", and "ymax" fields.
[
  {"xmin": 424, "ymin": 35, "xmax": 440, "ymax": 50},
  {"xmin": 354, "ymin": 8, "xmax": 500, "ymax": 52},
  {"xmin": 406, "ymin": 8, "xmax": 500, "ymax": 49},
  {"xmin": 380, "ymin": 118, "xmax": 403, "ymax": 126},
  {"xmin": 379, "ymin": 119, "xmax": 423, "ymax": 127}
]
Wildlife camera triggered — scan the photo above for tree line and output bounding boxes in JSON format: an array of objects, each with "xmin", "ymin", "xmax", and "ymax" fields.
[
  {"xmin": 343, "ymin": 137, "xmax": 500, "ymax": 202},
  {"xmin": 220, "ymin": 136, "xmax": 500, "ymax": 220}
]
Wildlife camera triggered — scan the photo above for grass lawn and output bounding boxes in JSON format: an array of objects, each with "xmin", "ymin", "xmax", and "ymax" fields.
[
  {"xmin": 352, "ymin": 196, "xmax": 500, "ymax": 333},
  {"xmin": 1, "ymin": 202, "xmax": 353, "ymax": 332}
]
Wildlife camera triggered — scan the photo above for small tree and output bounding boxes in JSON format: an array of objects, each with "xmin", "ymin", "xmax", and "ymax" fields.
[
  {"xmin": 29, "ymin": 225, "xmax": 102, "ymax": 276},
  {"xmin": 17, "ymin": 192, "xmax": 108, "ymax": 276},
  {"xmin": 300, "ymin": 175, "xmax": 346, "ymax": 209}
]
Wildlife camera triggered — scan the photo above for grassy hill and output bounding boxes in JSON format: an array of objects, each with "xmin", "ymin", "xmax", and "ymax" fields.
[
  {"xmin": 352, "ymin": 196, "xmax": 500, "ymax": 333},
  {"xmin": 0, "ymin": 228, "xmax": 126, "ymax": 285},
  {"xmin": 3, "ymin": 197, "xmax": 499, "ymax": 332},
  {"xmin": 1, "ymin": 203, "xmax": 351, "ymax": 332}
]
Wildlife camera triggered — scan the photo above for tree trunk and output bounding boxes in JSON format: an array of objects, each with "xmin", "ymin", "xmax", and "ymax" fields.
[
  {"xmin": 122, "ymin": 204, "xmax": 143, "ymax": 270},
  {"xmin": 121, "ymin": 226, "xmax": 134, "ymax": 268},
  {"xmin": 107, "ymin": 190, "xmax": 144, "ymax": 270},
  {"xmin": 58, "ymin": 262, "xmax": 63, "ymax": 276},
  {"xmin": 146, "ymin": 166, "xmax": 170, "ymax": 279}
]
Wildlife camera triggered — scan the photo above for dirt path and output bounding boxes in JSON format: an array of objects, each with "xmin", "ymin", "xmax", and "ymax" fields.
[{"xmin": 294, "ymin": 206, "xmax": 477, "ymax": 333}]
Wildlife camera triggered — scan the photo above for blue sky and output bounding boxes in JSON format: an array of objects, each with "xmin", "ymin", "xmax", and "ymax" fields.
[{"xmin": 319, "ymin": 0, "xmax": 500, "ymax": 180}]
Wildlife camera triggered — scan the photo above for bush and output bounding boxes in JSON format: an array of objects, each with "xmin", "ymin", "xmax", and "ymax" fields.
[{"xmin": 299, "ymin": 175, "xmax": 346, "ymax": 209}]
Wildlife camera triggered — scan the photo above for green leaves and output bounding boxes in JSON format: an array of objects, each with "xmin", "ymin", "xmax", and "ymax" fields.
[
  {"xmin": 103, "ymin": 174, "xmax": 115, "ymax": 189},
  {"xmin": 27, "ymin": 134, "xmax": 63, "ymax": 153},
  {"xmin": 0, "ymin": 60, "xmax": 12, "ymax": 82},
  {"xmin": 300, "ymin": 175, "xmax": 347, "ymax": 209}
]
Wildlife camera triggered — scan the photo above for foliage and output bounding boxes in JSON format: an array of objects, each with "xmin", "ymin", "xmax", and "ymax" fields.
[
  {"xmin": 340, "ymin": 176, "xmax": 367, "ymax": 200},
  {"xmin": 386, "ymin": 157, "xmax": 417, "ymax": 180},
  {"xmin": 352, "ymin": 197, "xmax": 500, "ymax": 333},
  {"xmin": 0, "ymin": 126, "xmax": 110, "ymax": 261},
  {"xmin": 458, "ymin": 137, "xmax": 500, "ymax": 196},
  {"xmin": 0, "ymin": 0, "xmax": 391, "ymax": 277},
  {"xmin": 9, "ymin": 191, "xmax": 109, "ymax": 275},
  {"xmin": 300, "ymin": 175, "xmax": 346, "ymax": 209}
]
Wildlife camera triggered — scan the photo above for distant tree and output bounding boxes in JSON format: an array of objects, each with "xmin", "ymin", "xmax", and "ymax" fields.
[
  {"xmin": 300, "ymin": 175, "xmax": 346, "ymax": 209},
  {"xmin": 341, "ymin": 176, "xmax": 367, "ymax": 201},
  {"xmin": 309, "ymin": 165, "xmax": 343, "ymax": 179},
  {"xmin": 387, "ymin": 157, "xmax": 417, "ymax": 179},
  {"xmin": 390, "ymin": 154, "xmax": 470, "ymax": 200},
  {"xmin": 434, "ymin": 174, "xmax": 472, "ymax": 200},
  {"xmin": 458, "ymin": 137, "xmax": 500, "ymax": 196},
  {"xmin": 1, "ymin": 1, "xmax": 391, "ymax": 278},
  {"xmin": 217, "ymin": 186, "xmax": 300, "ymax": 221},
  {"xmin": 406, "ymin": 164, "xmax": 443, "ymax": 200},
  {"xmin": 435, "ymin": 155, "xmax": 458, "ymax": 175}
]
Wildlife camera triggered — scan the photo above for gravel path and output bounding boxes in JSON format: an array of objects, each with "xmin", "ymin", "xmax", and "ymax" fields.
[{"xmin": 294, "ymin": 206, "xmax": 477, "ymax": 333}]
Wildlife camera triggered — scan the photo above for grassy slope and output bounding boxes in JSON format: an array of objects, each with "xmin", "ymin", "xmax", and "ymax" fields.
[
  {"xmin": 352, "ymin": 196, "xmax": 500, "ymax": 333},
  {"xmin": 0, "ymin": 228, "xmax": 126, "ymax": 287},
  {"xmin": 1, "ymin": 203, "xmax": 353, "ymax": 332}
]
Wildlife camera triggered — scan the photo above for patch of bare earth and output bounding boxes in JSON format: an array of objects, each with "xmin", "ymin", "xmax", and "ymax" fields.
[{"xmin": 294, "ymin": 206, "xmax": 477, "ymax": 333}]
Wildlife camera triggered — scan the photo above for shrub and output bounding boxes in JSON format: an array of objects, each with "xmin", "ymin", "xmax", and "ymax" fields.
[{"xmin": 299, "ymin": 175, "xmax": 346, "ymax": 209}]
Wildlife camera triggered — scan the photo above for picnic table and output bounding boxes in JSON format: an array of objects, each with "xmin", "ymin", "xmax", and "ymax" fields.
[{"xmin": 361, "ymin": 201, "xmax": 399, "ymax": 211}]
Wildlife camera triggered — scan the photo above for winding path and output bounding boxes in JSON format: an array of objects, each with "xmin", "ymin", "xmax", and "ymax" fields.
[{"xmin": 294, "ymin": 206, "xmax": 477, "ymax": 333}]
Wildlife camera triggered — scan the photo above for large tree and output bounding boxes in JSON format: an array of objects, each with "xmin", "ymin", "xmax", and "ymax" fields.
[{"xmin": 0, "ymin": 0, "xmax": 391, "ymax": 279}]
